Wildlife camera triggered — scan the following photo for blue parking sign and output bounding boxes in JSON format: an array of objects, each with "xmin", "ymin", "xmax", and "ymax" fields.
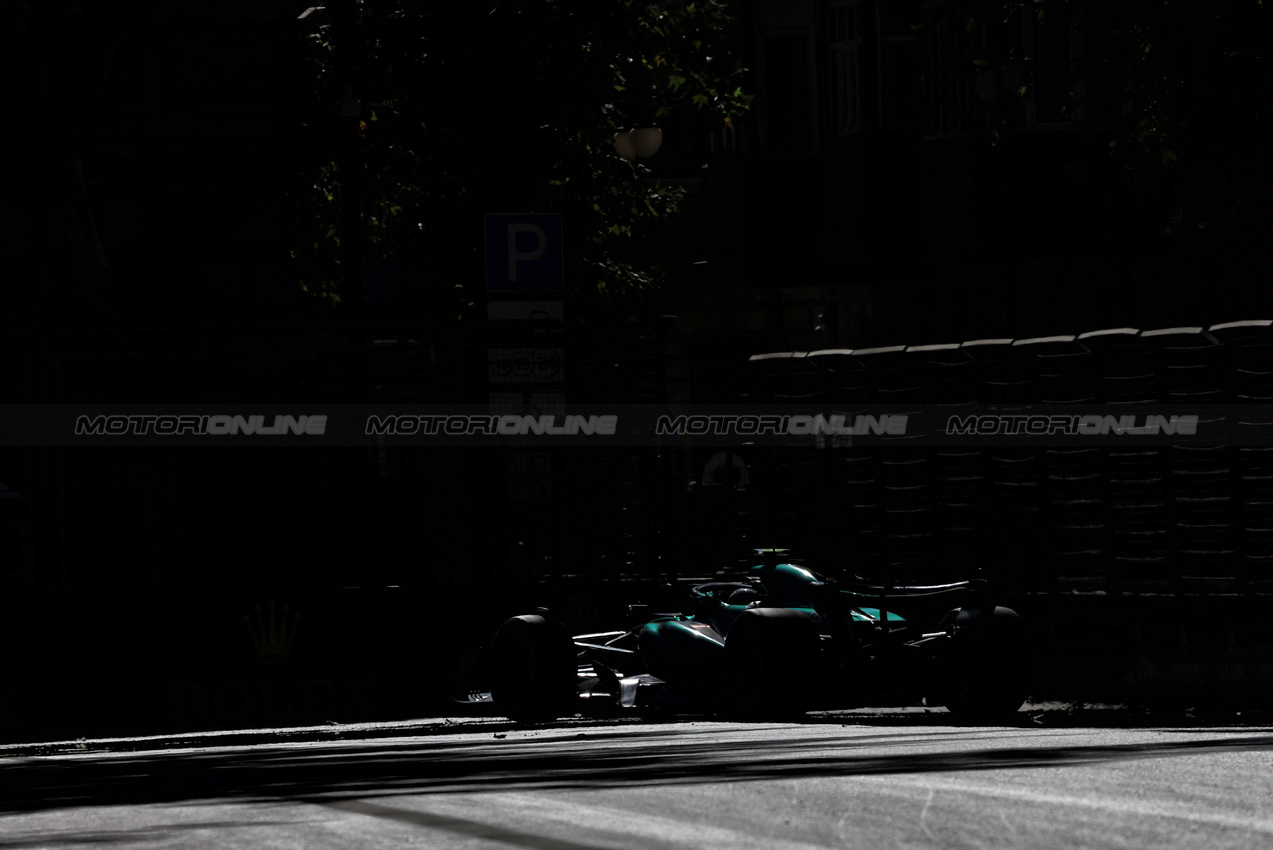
[{"xmin": 485, "ymin": 213, "xmax": 564, "ymax": 292}]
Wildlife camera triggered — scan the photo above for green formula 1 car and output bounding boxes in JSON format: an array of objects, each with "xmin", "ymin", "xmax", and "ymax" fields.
[{"xmin": 473, "ymin": 550, "xmax": 1031, "ymax": 723}]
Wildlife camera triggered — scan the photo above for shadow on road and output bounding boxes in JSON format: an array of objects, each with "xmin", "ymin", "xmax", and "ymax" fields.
[{"xmin": 3, "ymin": 723, "xmax": 1273, "ymax": 815}]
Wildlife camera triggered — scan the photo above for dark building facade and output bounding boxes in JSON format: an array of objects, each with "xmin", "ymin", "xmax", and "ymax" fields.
[
  {"xmin": 658, "ymin": 0, "xmax": 1273, "ymax": 361},
  {"xmin": 3, "ymin": 0, "xmax": 1273, "ymax": 736},
  {"xmin": 643, "ymin": 0, "xmax": 1273, "ymax": 596}
]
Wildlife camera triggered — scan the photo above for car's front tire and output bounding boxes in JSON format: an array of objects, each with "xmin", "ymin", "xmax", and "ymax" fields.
[
  {"xmin": 723, "ymin": 608, "xmax": 821, "ymax": 720},
  {"xmin": 489, "ymin": 614, "xmax": 577, "ymax": 723}
]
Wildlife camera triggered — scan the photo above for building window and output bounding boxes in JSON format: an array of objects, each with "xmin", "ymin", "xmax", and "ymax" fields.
[
  {"xmin": 1069, "ymin": 1, "xmax": 1122, "ymax": 126},
  {"xmin": 761, "ymin": 32, "xmax": 819, "ymax": 152},
  {"xmin": 828, "ymin": 1, "xmax": 863, "ymax": 135},
  {"xmin": 876, "ymin": 0, "xmax": 921, "ymax": 130},
  {"xmin": 920, "ymin": 1, "xmax": 973, "ymax": 138}
]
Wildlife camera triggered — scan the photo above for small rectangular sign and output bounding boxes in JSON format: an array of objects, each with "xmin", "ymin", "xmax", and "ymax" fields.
[
  {"xmin": 485, "ymin": 214, "xmax": 564, "ymax": 292},
  {"xmin": 487, "ymin": 349, "xmax": 566, "ymax": 384},
  {"xmin": 486, "ymin": 301, "xmax": 564, "ymax": 323}
]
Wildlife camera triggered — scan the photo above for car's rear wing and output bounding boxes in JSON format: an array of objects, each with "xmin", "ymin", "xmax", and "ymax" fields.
[{"xmin": 833, "ymin": 579, "xmax": 974, "ymax": 599}]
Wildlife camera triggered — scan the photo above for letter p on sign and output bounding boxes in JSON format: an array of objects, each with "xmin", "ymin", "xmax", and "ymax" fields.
[{"xmin": 485, "ymin": 213, "xmax": 564, "ymax": 292}]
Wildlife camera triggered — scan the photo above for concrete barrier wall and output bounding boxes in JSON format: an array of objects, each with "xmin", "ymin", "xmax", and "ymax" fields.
[{"xmin": 669, "ymin": 322, "xmax": 1273, "ymax": 593}]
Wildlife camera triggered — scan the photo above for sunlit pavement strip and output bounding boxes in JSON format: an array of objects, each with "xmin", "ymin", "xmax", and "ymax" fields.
[
  {"xmin": 3, "ymin": 723, "xmax": 1272, "ymax": 849},
  {"xmin": 0, "ymin": 718, "xmax": 516, "ymax": 756},
  {"xmin": 0, "ymin": 705, "xmax": 1250, "ymax": 763},
  {"xmin": 0, "ymin": 801, "xmax": 327, "ymax": 850},
  {"xmin": 853, "ymin": 773, "xmax": 1273, "ymax": 835},
  {"xmin": 307, "ymin": 726, "xmax": 1273, "ymax": 850},
  {"xmin": 320, "ymin": 793, "xmax": 870, "ymax": 850},
  {"xmin": 0, "ymin": 702, "xmax": 1145, "ymax": 757}
]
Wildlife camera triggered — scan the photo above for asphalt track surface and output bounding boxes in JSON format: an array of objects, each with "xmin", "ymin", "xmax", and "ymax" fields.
[{"xmin": 3, "ymin": 714, "xmax": 1272, "ymax": 849}]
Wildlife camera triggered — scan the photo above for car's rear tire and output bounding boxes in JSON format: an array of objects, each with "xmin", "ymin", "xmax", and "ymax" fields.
[
  {"xmin": 489, "ymin": 614, "xmax": 577, "ymax": 723},
  {"xmin": 723, "ymin": 608, "xmax": 821, "ymax": 720},
  {"xmin": 933, "ymin": 606, "xmax": 1030, "ymax": 721}
]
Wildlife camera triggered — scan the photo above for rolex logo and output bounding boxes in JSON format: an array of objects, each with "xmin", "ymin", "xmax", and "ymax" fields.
[{"xmin": 243, "ymin": 601, "xmax": 300, "ymax": 666}]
